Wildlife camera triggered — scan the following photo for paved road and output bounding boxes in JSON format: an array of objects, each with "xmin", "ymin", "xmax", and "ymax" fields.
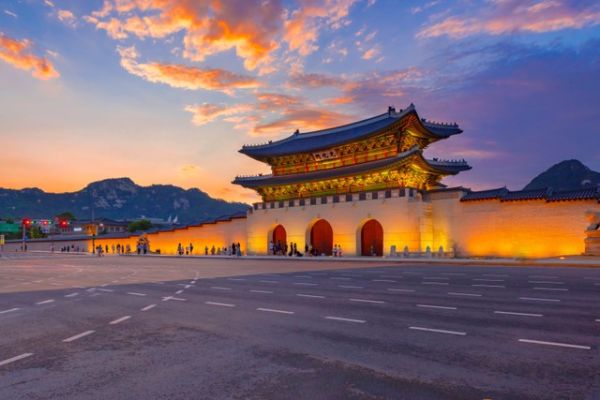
[{"xmin": 1, "ymin": 254, "xmax": 599, "ymax": 399}]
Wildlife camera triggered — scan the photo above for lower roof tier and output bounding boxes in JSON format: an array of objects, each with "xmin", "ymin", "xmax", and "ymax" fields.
[{"xmin": 233, "ymin": 148, "xmax": 471, "ymax": 201}]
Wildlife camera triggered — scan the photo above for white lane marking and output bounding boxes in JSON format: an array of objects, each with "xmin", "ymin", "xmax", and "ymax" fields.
[
  {"xmin": 36, "ymin": 299, "xmax": 55, "ymax": 305},
  {"xmin": 533, "ymin": 287, "xmax": 568, "ymax": 291},
  {"xmin": 63, "ymin": 330, "xmax": 95, "ymax": 343},
  {"xmin": 448, "ymin": 292, "xmax": 482, "ymax": 297},
  {"xmin": 296, "ymin": 294, "xmax": 325, "ymax": 299},
  {"xmin": 100, "ymin": 284, "xmax": 109, "ymax": 287},
  {"xmin": 127, "ymin": 292, "xmax": 147, "ymax": 296},
  {"xmin": 227, "ymin": 278, "xmax": 246, "ymax": 281},
  {"xmin": 388, "ymin": 288, "xmax": 415, "ymax": 293},
  {"xmin": 190, "ymin": 281, "xmax": 196, "ymax": 284},
  {"xmin": 330, "ymin": 277, "xmax": 350, "ymax": 280},
  {"xmin": 109, "ymin": 315, "xmax": 131, "ymax": 325},
  {"xmin": 372, "ymin": 279, "xmax": 396, "ymax": 283},
  {"xmin": 0, "ymin": 308, "xmax": 20, "ymax": 314},
  {"xmin": 294, "ymin": 282, "xmax": 318, "ymax": 286},
  {"xmin": 325, "ymin": 316, "xmax": 366, "ymax": 324},
  {"xmin": 184, "ymin": 285, "xmax": 192, "ymax": 289},
  {"xmin": 472, "ymin": 284, "xmax": 505, "ymax": 288},
  {"xmin": 349, "ymin": 298, "xmax": 385, "ymax": 304},
  {"xmin": 162, "ymin": 296, "xmax": 186, "ymax": 301},
  {"xmin": 141, "ymin": 304, "xmax": 157, "ymax": 311},
  {"xmin": 595, "ymin": 319, "xmax": 600, "ymax": 322},
  {"xmin": 0, "ymin": 353, "xmax": 34, "ymax": 367},
  {"xmin": 210, "ymin": 286, "xmax": 231, "ymax": 291},
  {"xmin": 473, "ymin": 278, "xmax": 505, "ymax": 282},
  {"xmin": 257, "ymin": 308, "xmax": 294, "ymax": 314},
  {"xmin": 518, "ymin": 339, "xmax": 590, "ymax": 350},
  {"xmin": 441, "ymin": 272, "xmax": 465, "ymax": 276},
  {"xmin": 422, "ymin": 282, "xmax": 449, "ymax": 286},
  {"xmin": 519, "ymin": 297, "xmax": 560, "ymax": 302},
  {"xmin": 423, "ymin": 277, "xmax": 450, "ymax": 280},
  {"xmin": 417, "ymin": 304, "xmax": 457, "ymax": 310},
  {"xmin": 339, "ymin": 285, "xmax": 363, "ymax": 289},
  {"xmin": 494, "ymin": 311, "xmax": 543, "ymax": 317},
  {"xmin": 175, "ymin": 290, "xmax": 184, "ymax": 294},
  {"xmin": 250, "ymin": 289, "xmax": 273, "ymax": 294},
  {"xmin": 529, "ymin": 281, "xmax": 564, "ymax": 285},
  {"xmin": 98, "ymin": 288, "xmax": 114, "ymax": 292},
  {"xmin": 205, "ymin": 301, "xmax": 235, "ymax": 307},
  {"xmin": 409, "ymin": 326, "xmax": 466, "ymax": 336},
  {"xmin": 483, "ymin": 273, "xmax": 509, "ymax": 277},
  {"xmin": 530, "ymin": 275, "xmax": 558, "ymax": 279},
  {"xmin": 293, "ymin": 275, "xmax": 312, "ymax": 278}
]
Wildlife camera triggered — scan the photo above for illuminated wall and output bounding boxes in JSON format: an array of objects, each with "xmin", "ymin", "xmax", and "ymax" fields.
[{"xmin": 246, "ymin": 189, "xmax": 425, "ymax": 256}]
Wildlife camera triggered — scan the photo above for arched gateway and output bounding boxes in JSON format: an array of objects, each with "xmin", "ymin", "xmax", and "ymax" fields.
[
  {"xmin": 272, "ymin": 224, "xmax": 287, "ymax": 248},
  {"xmin": 310, "ymin": 219, "xmax": 333, "ymax": 256},
  {"xmin": 361, "ymin": 219, "xmax": 383, "ymax": 256}
]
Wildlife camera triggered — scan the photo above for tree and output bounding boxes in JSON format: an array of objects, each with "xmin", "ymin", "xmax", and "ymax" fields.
[
  {"xmin": 128, "ymin": 219, "xmax": 152, "ymax": 233},
  {"xmin": 56, "ymin": 211, "xmax": 76, "ymax": 221}
]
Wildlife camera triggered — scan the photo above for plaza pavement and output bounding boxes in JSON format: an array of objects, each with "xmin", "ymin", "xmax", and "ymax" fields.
[{"xmin": 0, "ymin": 253, "xmax": 599, "ymax": 399}]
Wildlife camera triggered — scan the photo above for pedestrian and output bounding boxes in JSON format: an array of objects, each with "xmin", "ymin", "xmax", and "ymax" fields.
[
  {"xmin": 205, "ymin": 245, "xmax": 208, "ymax": 255},
  {"xmin": 189, "ymin": 243, "xmax": 194, "ymax": 254}
]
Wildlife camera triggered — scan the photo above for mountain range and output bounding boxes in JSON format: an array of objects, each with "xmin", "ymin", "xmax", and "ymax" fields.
[
  {"xmin": 0, "ymin": 178, "xmax": 248, "ymax": 224},
  {"xmin": 523, "ymin": 159, "xmax": 600, "ymax": 191}
]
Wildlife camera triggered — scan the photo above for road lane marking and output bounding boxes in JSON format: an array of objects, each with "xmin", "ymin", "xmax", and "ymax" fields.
[
  {"xmin": 210, "ymin": 286, "xmax": 231, "ymax": 291},
  {"xmin": 441, "ymin": 272, "xmax": 465, "ymax": 276},
  {"xmin": 533, "ymin": 287, "xmax": 568, "ymax": 291},
  {"xmin": 127, "ymin": 292, "xmax": 147, "ymax": 296},
  {"xmin": 250, "ymin": 289, "xmax": 273, "ymax": 294},
  {"xmin": 372, "ymin": 279, "xmax": 396, "ymax": 283},
  {"xmin": 294, "ymin": 282, "xmax": 318, "ymax": 286},
  {"xmin": 409, "ymin": 326, "xmax": 466, "ymax": 336},
  {"xmin": 205, "ymin": 301, "xmax": 235, "ymax": 307},
  {"xmin": 473, "ymin": 278, "xmax": 504, "ymax": 282},
  {"xmin": 36, "ymin": 299, "xmax": 55, "ymax": 305},
  {"xmin": 530, "ymin": 275, "xmax": 558, "ymax": 279},
  {"xmin": 63, "ymin": 330, "xmax": 95, "ymax": 342},
  {"xmin": 339, "ymin": 285, "xmax": 363, "ymax": 289},
  {"xmin": 109, "ymin": 316, "xmax": 131, "ymax": 325},
  {"xmin": 483, "ymin": 274, "xmax": 509, "ymax": 277},
  {"xmin": 0, "ymin": 308, "xmax": 20, "ymax": 314},
  {"xmin": 595, "ymin": 319, "xmax": 600, "ymax": 322},
  {"xmin": 472, "ymin": 284, "xmax": 505, "ymax": 288},
  {"xmin": 518, "ymin": 339, "xmax": 590, "ymax": 350},
  {"xmin": 162, "ymin": 296, "xmax": 186, "ymax": 301},
  {"xmin": 423, "ymin": 277, "xmax": 450, "ymax": 280},
  {"xmin": 227, "ymin": 278, "xmax": 246, "ymax": 281},
  {"xmin": 141, "ymin": 304, "xmax": 157, "ymax": 311},
  {"xmin": 325, "ymin": 316, "xmax": 366, "ymax": 324},
  {"xmin": 98, "ymin": 288, "xmax": 114, "ymax": 292},
  {"xmin": 296, "ymin": 294, "xmax": 325, "ymax": 298},
  {"xmin": 175, "ymin": 290, "xmax": 184, "ymax": 294},
  {"xmin": 417, "ymin": 304, "xmax": 457, "ymax": 310},
  {"xmin": 422, "ymin": 282, "xmax": 449, "ymax": 285},
  {"xmin": 0, "ymin": 353, "xmax": 33, "ymax": 367},
  {"xmin": 519, "ymin": 297, "xmax": 560, "ymax": 302},
  {"xmin": 494, "ymin": 311, "xmax": 543, "ymax": 317},
  {"xmin": 529, "ymin": 281, "xmax": 564, "ymax": 285},
  {"xmin": 330, "ymin": 277, "xmax": 350, "ymax": 280},
  {"xmin": 293, "ymin": 275, "xmax": 312, "ymax": 278},
  {"xmin": 259, "ymin": 280, "xmax": 278, "ymax": 284},
  {"xmin": 257, "ymin": 308, "xmax": 294, "ymax": 314},
  {"xmin": 388, "ymin": 288, "xmax": 415, "ymax": 293},
  {"xmin": 448, "ymin": 292, "xmax": 482, "ymax": 297},
  {"xmin": 350, "ymin": 298, "xmax": 385, "ymax": 304},
  {"xmin": 184, "ymin": 285, "xmax": 192, "ymax": 289}
]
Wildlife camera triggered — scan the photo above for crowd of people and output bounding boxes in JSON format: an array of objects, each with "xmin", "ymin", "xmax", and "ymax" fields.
[
  {"xmin": 201, "ymin": 242, "xmax": 243, "ymax": 256},
  {"xmin": 268, "ymin": 241, "xmax": 343, "ymax": 257}
]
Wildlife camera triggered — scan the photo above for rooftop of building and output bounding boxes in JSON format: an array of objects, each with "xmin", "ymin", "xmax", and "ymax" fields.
[
  {"xmin": 460, "ymin": 186, "xmax": 600, "ymax": 203},
  {"xmin": 239, "ymin": 104, "xmax": 462, "ymax": 160}
]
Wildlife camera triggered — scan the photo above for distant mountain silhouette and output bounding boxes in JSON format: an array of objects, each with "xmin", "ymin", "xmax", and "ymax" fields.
[
  {"xmin": 0, "ymin": 178, "xmax": 249, "ymax": 223},
  {"xmin": 524, "ymin": 160, "xmax": 600, "ymax": 191}
]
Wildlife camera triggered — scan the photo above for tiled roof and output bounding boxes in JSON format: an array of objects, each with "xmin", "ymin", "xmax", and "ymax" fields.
[
  {"xmin": 461, "ymin": 187, "xmax": 600, "ymax": 203},
  {"xmin": 240, "ymin": 104, "xmax": 462, "ymax": 159},
  {"xmin": 234, "ymin": 148, "xmax": 471, "ymax": 188}
]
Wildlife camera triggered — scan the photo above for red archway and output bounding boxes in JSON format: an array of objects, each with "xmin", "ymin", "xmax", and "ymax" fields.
[
  {"xmin": 311, "ymin": 219, "xmax": 333, "ymax": 256},
  {"xmin": 272, "ymin": 225, "xmax": 287, "ymax": 248},
  {"xmin": 361, "ymin": 219, "xmax": 383, "ymax": 256}
]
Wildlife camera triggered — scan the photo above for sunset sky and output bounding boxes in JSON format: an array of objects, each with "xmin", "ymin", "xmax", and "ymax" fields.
[{"xmin": 1, "ymin": 0, "xmax": 599, "ymax": 203}]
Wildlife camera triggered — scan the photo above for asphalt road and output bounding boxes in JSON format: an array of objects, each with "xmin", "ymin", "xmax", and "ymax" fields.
[{"xmin": 0, "ymin": 253, "xmax": 599, "ymax": 400}]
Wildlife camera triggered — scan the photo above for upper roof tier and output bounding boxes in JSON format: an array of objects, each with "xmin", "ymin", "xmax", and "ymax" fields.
[{"xmin": 240, "ymin": 104, "xmax": 462, "ymax": 160}]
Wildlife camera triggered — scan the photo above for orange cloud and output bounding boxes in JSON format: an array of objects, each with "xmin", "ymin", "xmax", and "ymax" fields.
[
  {"xmin": 184, "ymin": 103, "xmax": 253, "ymax": 126},
  {"xmin": 253, "ymin": 108, "xmax": 353, "ymax": 135},
  {"xmin": 417, "ymin": 0, "xmax": 600, "ymax": 39},
  {"xmin": 117, "ymin": 46, "xmax": 260, "ymax": 93},
  {"xmin": 0, "ymin": 33, "xmax": 59, "ymax": 80},
  {"xmin": 87, "ymin": 0, "xmax": 284, "ymax": 73},
  {"xmin": 284, "ymin": 0, "xmax": 358, "ymax": 56},
  {"xmin": 57, "ymin": 9, "xmax": 76, "ymax": 27}
]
